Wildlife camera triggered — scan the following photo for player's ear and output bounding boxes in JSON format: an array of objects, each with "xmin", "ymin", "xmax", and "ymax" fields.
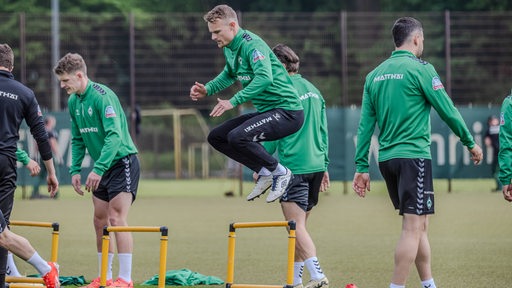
[{"xmin": 229, "ymin": 21, "xmax": 237, "ymax": 30}]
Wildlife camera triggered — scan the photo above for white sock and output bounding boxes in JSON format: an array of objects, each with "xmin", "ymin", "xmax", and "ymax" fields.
[
  {"xmin": 421, "ymin": 278, "xmax": 436, "ymax": 288},
  {"xmin": 304, "ymin": 257, "xmax": 325, "ymax": 280},
  {"xmin": 97, "ymin": 252, "xmax": 114, "ymax": 280},
  {"xmin": 293, "ymin": 262, "xmax": 304, "ymax": 285},
  {"xmin": 271, "ymin": 164, "xmax": 286, "ymax": 176},
  {"xmin": 27, "ymin": 252, "xmax": 50, "ymax": 275},
  {"xmin": 6, "ymin": 252, "xmax": 22, "ymax": 276},
  {"xmin": 117, "ymin": 253, "xmax": 132, "ymax": 282},
  {"xmin": 258, "ymin": 167, "xmax": 271, "ymax": 176},
  {"xmin": 389, "ymin": 284, "xmax": 405, "ymax": 288}
]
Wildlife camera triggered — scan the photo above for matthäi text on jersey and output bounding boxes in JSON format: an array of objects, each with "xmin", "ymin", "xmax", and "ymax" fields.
[
  {"xmin": 373, "ymin": 74, "xmax": 404, "ymax": 82},
  {"xmin": 0, "ymin": 90, "xmax": 18, "ymax": 100}
]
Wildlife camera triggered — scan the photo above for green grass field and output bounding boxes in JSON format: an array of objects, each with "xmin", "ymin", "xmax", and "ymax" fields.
[{"xmin": 8, "ymin": 178, "xmax": 512, "ymax": 287}]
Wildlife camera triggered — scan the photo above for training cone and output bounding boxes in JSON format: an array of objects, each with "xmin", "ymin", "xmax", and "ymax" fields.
[{"xmin": 345, "ymin": 284, "xmax": 358, "ymax": 288}]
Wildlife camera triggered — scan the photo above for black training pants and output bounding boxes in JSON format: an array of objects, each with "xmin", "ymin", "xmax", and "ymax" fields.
[{"xmin": 208, "ymin": 108, "xmax": 304, "ymax": 172}]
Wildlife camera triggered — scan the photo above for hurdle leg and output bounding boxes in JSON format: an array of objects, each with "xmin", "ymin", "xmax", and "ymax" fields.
[
  {"xmin": 226, "ymin": 226, "xmax": 236, "ymax": 287},
  {"xmin": 100, "ymin": 227, "xmax": 111, "ymax": 287},
  {"xmin": 50, "ymin": 223, "xmax": 59, "ymax": 263},
  {"xmin": 158, "ymin": 227, "xmax": 168, "ymax": 288},
  {"xmin": 285, "ymin": 222, "xmax": 296, "ymax": 288}
]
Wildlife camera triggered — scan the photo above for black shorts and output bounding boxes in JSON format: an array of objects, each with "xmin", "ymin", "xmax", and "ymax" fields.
[
  {"xmin": 93, "ymin": 154, "xmax": 140, "ymax": 202},
  {"xmin": 379, "ymin": 158, "xmax": 434, "ymax": 216},
  {"xmin": 280, "ymin": 171, "xmax": 324, "ymax": 212},
  {"xmin": 0, "ymin": 154, "xmax": 16, "ymax": 224}
]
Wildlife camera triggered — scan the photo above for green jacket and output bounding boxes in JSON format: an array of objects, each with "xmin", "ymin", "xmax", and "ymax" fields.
[
  {"xmin": 205, "ymin": 29, "xmax": 302, "ymax": 113},
  {"xmin": 263, "ymin": 74, "xmax": 329, "ymax": 174},
  {"xmin": 68, "ymin": 80, "xmax": 138, "ymax": 176},
  {"xmin": 499, "ymin": 93, "xmax": 512, "ymax": 185},
  {"xmin": 355, "ymin": 50, "xmax": 475, "ymax": 173}
]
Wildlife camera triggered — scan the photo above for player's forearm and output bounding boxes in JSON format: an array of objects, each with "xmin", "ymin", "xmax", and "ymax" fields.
[{"xmin": 43, "ymin": 159, "xmax": 56, "ymax": 176}]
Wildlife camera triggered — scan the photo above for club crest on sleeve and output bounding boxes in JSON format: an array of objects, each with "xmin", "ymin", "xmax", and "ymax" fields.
[
  {"xmin": 252, "ymin": 49, "xmax": 265, "ymax": 63},
  {"xmin": 432, "ymin": 76, "xmax": 444, "ymax": 91},
  {"xmin": 37, "ymin": 105, "xmax": 42, "ymax": 117},
  {"xmin": 501, "ymin": 112, "xmax": 505, "ymax": 125},
  {"xmin": 105, "ymin": 105, "xmax": 117, "ymax": 118}
]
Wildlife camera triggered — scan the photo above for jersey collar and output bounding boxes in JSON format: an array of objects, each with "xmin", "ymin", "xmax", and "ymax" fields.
[
  {"xmin": 391, "ymin": 50, "xmax": 416, "ymax": 59},
  {"xmin": 226, "ymin": 28, "xmax": 245, "ymax": 51},
  {"xmin": 0, "ymin": 70, "xmax": 14, "ymax": 79}
]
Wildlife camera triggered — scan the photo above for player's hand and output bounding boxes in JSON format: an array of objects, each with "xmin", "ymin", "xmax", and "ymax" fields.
[
  {"xmin": 502, "ymin": 184, "xmax": 512, "ymax": 202},
  {"xmin": 47, "ymin": 173, "xmax": 59, "ymax": 197},
  {"xmin": 26, "ymin": 159, "xmax": 41, "ymax": 176},
  {"xmin": 469, "ymin": 144, "xmax": 483, "ymax": 165},
  {"xmin": 352, "ymin": 172, "xmax": 370, "ymax": 197},
  {"xmin": 320, "ymin": 171, "xmax": 330, "ymax": 193},
  {"xmin": 85, "ymin": 171, "xmax": 102, "ymax": 193},
  {"xmin": 71, "ymin": 174, "xmax": 84, "ymax": 196},
  {"xmin": 210, "ymin": 98, "xmax": 234, "ymax": 117},
  {"xmin": 190, "ymin": 82, "xmax": 207, "ymax": 101}
]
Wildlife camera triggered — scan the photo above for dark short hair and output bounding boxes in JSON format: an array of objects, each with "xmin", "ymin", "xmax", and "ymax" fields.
[
  {"xmin": 0, "ymin": 43, "xmax": 14, "ymax": 70},
  {"xmin": 54, "ymin": 53, "xmax": 87, "ymax": 75},
  {"xmin": 272, "ymin": 44, "xmax": 300, "ymax": 73},
  {"xmin": 392, "ymin": 17, "xmax": 423, "ymax": 47}
]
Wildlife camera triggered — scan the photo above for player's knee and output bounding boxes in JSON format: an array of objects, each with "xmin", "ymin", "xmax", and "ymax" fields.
[{"xmin": 207, "ymin": 129, "xmax": 223, "ymax": 147}]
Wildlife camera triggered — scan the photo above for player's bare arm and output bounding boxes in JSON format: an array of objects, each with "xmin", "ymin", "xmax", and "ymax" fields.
[
  {"xmin": 352, "ymin": 172, "xmax": 370, "ymax": 197},
  {"xmin": 469, "ymin": 144, "xmax": 483, "ymax": 165},
  {"xmin": 25, "ymin": 159, "xmax": 41, "ymax": 176},
  {"xmin": 502, "ymin": 184, "xmax": 512, "ymax": 202},
  {"xmin": 320, "ymin": 171, "xmax": 330, "ymax": 192},
  {"xmin": 190, "ymin": 82, "xmax": 207, "ymax": 101},
  {"xmin": 71, "ymin": 174, "xmax": 84, "ymax": 196},
  {"xmin": 43, "ymin": 159, "xmax": 59, "ymax": 197},
  {"xmin": 210, "ymin": 98, "xmax": 234, "ymax": 117},
  {"xmin": 85, "ymin": 171, "xmax": 102, "ymax": 193}
]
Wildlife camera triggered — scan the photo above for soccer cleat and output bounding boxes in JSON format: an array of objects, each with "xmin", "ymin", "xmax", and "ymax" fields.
[
  {"xmin": 80, "ymin": 277, "xmax": 113, "ymax": 288},
  {"xmin": 304, "ymin": 277, "xmax": 329, "ymax": 288},
  {"xmin": 247, "ymin": 175, "xmax": 273, "ymax": 201},
  {"xmin": 293, "ymin": 284, "xmax": 304, "ymax": 288},
  {"xmin": 266, "ymin": 168, "xmax": 292, "ymax": 203},
  {"xmin": 42, "ymin": 262, "xmax": 60, "ymax": 288},
  {"xmin": 107, "ymin": 278, "xmax": 133, "ymax": 288}
]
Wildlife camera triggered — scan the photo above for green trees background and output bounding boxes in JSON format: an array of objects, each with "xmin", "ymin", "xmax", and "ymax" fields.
[{"xmin": 1, "ymin": 0, "xmax": 511, "ymax": 13}]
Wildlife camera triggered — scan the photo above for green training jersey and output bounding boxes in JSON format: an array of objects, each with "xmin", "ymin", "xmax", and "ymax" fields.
[
  {"xmin": 355, "ymin": 50, "xmax": 475, "ymax": 173},
  {"xmin": 16, "ymin": 148, "xmax": 30, "ymax": 165},
  {"xmin": 68, "ymin": 80, "xmax": 138, "ymax": 176},
  {"xmin": 263, "ymin": 74, "xmax": 329, "ymax": 174},
  {"xmin": 205, "ymin": 29, "xmax": 302, "ymax": 113},
  {"xmin": 499, "ymin": 93, "xmax": 512, "ymax": 185}
]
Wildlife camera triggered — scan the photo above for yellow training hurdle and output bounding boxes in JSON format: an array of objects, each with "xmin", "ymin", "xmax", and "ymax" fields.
[
  {"xmin": 99, "ymin": 226, "xmax": 168, "ymax": 288},
  {"xmin": 226, "ymin": 221, "xmax": 296, "ymax": 288},
  {"xmin": 6, "ymin": 220, "xmax": 60, "ymax": 287}
]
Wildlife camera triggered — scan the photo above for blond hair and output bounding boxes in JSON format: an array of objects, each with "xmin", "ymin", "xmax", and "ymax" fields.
[{"xmin": 203, "ymin": 4, "xmax": 238, "ymax": 24}]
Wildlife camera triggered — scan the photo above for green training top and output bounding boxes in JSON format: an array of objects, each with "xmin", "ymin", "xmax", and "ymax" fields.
[
  {"xmin": 205, "ymin": 29, "xmax": 302, "ymax": 113},
  {"xmin": 263, "ymin": 74, "xmax": 329, "ymax": 174},
  {"xmin": 16, "ymin": 148, "xmax": 30, "ymax": 165},
  {"xmin": 355, "ymin": 50, "xmax": 475, "ymax": 173},
  {"xmin": 68, "ymin": 80, "xmax": 138, "ymax": 176},
  {"xmin": 499, "ymin": 93, "xmax": 512, "ymax": 185}
]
